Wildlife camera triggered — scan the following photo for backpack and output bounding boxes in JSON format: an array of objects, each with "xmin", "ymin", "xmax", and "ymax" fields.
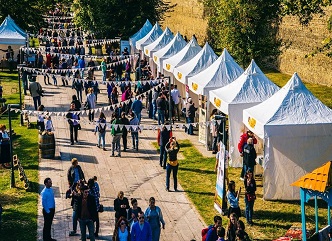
[
  {"xmin": 98, "ymin": 122, "xmax": 106, "ymax": 133},
  {"xmin": 202, "ymin": 225, "xmax": 214, "ymax": 241}
]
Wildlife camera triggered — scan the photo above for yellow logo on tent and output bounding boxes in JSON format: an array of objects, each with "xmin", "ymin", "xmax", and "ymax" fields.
[
  {"xmin": 248, "ymin": 117, "xmax": 256, "ymax": 128},
  {"xmin": 154, "ymin": 56, "xmax": 158, "ymax": 62},
  {"xmin": 166, "ymin": 64, "xmax": 171, "ymax": 70},
  {"xmin": 214, "ymin": 97, "xmax": 221, "ymax": 107},
  {"xmin": 145, "ymin": 49, "xmax": 149, "ymax": 54},
  {"xmin": 192, "ymin": 82, "xmax": 198, "ymax": 91},
  {"xmin": 177, "ymin": 72, "xmax": 182, "ymax": 80}
]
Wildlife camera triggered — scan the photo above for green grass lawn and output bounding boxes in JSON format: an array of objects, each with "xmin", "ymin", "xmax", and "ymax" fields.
[
  {"xmin": 161, "ymin": 140, "xmax": 328, "ymax": 241},
  {"xmin": 0, "ymin": 70, "xmax": 39, "ymax": 241}
]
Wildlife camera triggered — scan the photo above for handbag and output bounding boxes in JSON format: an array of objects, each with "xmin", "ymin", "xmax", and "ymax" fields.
[
  {"xmin": 98, "ymin": 204, "xmax": 104, "ymax": 212},
  {"xmin": 246, "ymin": 193, "xmax": 256, "ymax": 202}
]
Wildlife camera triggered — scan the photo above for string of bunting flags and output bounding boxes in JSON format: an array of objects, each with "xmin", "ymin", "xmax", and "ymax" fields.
[
  {"xmin": 86, "ymin": 39, "xmax": 121, "ymax": 47},
  {"xmin": 18, "ymin": 55, "xmax": 134, "ymax": 74},
  {"xmin": 43, "ymin": 16, "xmax": 74, "ymax": 20},
  {"xmin": 36, "ymin": 35, "xmax": 85, "ymax": 42},
  {"xmin": 21, "ymin": 47, "xmax": 135, "ymax": 60},
  {"xmin": 10, "ymin": 80, "xmax": 165, "ymax": 117},
  {"xmin": 40, "ymin": 27, "xmax": 81, "ymax": 32}
]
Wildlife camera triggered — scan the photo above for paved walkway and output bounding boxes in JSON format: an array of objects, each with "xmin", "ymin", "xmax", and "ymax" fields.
[{"xmin": 28, "ymin": 75, "xmax": 215, "ymax": 241}]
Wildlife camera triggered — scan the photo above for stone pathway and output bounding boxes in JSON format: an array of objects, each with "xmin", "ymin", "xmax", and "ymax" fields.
[{"xmin": 29, "ymin": 74, "xmax": 214, "ymax": 241}]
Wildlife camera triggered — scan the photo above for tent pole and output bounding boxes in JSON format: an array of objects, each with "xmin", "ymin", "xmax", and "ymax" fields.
[
  {"xmin": 315, "ymin": 195, "xmax": 318, "ymax": 233},
  {"xmin": 301, "ymin": 188, "xmax": 307, "ymax": 241}
]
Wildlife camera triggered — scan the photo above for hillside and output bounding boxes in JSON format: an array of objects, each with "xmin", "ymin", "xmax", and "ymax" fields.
[{"xmin": 161, "ymin": 1, "xmax": 332, "ymax": 86}]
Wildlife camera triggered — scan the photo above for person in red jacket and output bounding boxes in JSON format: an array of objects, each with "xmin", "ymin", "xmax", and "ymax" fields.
[{"xmin": 238, "ymin": 130, "xmax": 257, "ymax": 179}]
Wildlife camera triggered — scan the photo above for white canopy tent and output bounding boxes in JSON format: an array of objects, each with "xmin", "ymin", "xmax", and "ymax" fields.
[
  {"xmin": 135, "ymin": 22, "xmax": 163, "ymax": 52},
  {"xmin": 144, "ymin": 27, "xmax": 173, "ymax": 58},
  {"xmin": 129, "ymin": 19, "xmax": 153, "ymax": 53},
  {"xmin": 162, "ymin": 36, "xmax": 201, "ymax": 74},
  {"xmin": 0, "ymin": 15, "xmax": 27, "ymax": 60},
  {"xmin": 153, "ymin": 32, "xmax": 186, "ymax": 74},
  {"xmin": 187, "ymin": 48, "xmax": 244, "ymax": 96},
  {"xmin": 243, "ymin": 73, "xmax": 332, "ymax": 200},
  {"xmin": 173, "ymin": 42, "xmax": 218, "ymax": 85},
  {"xmin": 209, "ymin": 60, "xmax": 279, "ymax": 167}
]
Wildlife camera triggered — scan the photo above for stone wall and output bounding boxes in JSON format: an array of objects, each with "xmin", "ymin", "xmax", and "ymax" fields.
[{"xmin": 163, "ymin": 1, "xmax": 332, "ymax": 85}]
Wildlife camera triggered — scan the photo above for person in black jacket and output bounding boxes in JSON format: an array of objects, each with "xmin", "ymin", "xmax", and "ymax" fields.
[
  {"xmin": 67, "ymin": 158, "xmax": 85, "ymax": 190},
  {"xmin": 75, "ymin": 185, "xmax": 98, "ymax": 241},
  {"xmin": 159, "ymin": 124, "xmax": 171, "ymax": 169},
  {"xmin": 244, "ymin": 169, "xmax": 256, "ymax": 225},
  {"xmin": 165, "ymin": 137, "xmax": 180, "ymax": 192},
  {"xmin": 114, "ymin": 191, "xmax": 130, "ymax": 224},
  {"xmin": 66, "ymin": 103, "xmax": 81, "ymax": 145},
  {"xmin": 243, "ymin": 138, "xmax": 257, "ymax": 174},
  {"xmin": 121, "ymin": 112, "xmax": 130, "ymax": 151}
]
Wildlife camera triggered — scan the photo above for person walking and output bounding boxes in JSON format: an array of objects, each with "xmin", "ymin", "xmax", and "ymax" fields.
[
  {"xmin": 185, "ymin": 97, "xmax": 197, "ymax": 135},
  {"xmin": 159, "ymin": 124, "xmax": 171, "ymax": 169},
  {"xmin": 121, "ymin": 112, "xmax": 130, "ymax": 152},
  {"xmin": 144, "ymin": 197, "xmax": 165, "ymax": 241},
  {"xmin": 72, "ymin": 79, "xmax": 84, "ymax": 103},
  {"xmin": 165, "ymin": 138, "xmax": 180, "ymax": 191},
  {"xmin": 88, "ymin": 178, "xmax": 100, "ymax": 237},
  {"xmin": 111, "ymin": 114, "xmax": 123, "ymax": 157},
  {"xmin": 101, "ymin": 57, "xmax": 107, "ymax": 82},
  {"xmin": 76, "ymin": 185, "xmax": 97, "ymax": 241},
  {"xmin": 131, "ymin": 96, "xmax": 143, "ymax": 123},
  {"xmin": 66, "ymin": 103, "xmax": 80, "ymax": 145},
  {"xmin": 156, "ymin": 93, "xmax": 166, "ymax": 125},
  {"xmin": 67, "ymin": 158, "xmax": 85, "ymax": 191},
  {"xmin": 170, "ymin": 84, "xmax": 181, "ymax": 121},
  {"xmin": 243, "ymin": 138, "xmax": 257, "ymax": 174},
  {"xmin": 127, "ymin": 198, "xmax": 142, "ymax": 227},
  {"xmin": 131, "ymin": 211, "xmax": 152, "ymax": 241},
  {"xmin": 113, "ymin": 217, "xmax": 131, "ymax": 241},
  {"xmin": 37, "ymin": 105, "xmax": 46, "ymax": 132},
  {"xmin": 29, "ymin": 78, "xmax": 43, "ymax": 110},
  {"xmin": 244, "ymin": 169, "xmax": 256, "ymax": 225},
  {"xmin": 86, "ymin": 88, "xmax": 96, "ymax": 122},
  {"xmin": 129, "ymin": 113, "xmax": 140, "ymax": 151},
  {"xmin": 95, "ymin": 112, "xmax": 107, "ymax": 151},
  {"xmin": 114, "ymin": 191, "xmax": 130, "ymax": 224},
  {"xmin": 238, "ymin": 130, "xmax": 257, "ymax": 180},
  {"xmin": 41, "ymin": 177, "xmax": 56, "ymax": 241}
]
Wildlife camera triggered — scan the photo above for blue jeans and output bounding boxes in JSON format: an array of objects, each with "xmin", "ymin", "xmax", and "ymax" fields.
[
  {"xmin": 131, "ymin": 132, "xmax": 138, "ymax": 149},
  {"xmin": 186, "ymin": 117, "xmax": 194, "ymax": 135},
  {"xmin": 159, "ymin": 145, "xmax": 167, "ymax": 168},
  {"xmin": 98, "ymin": 132, "xmax": 106, "ymax": 148},
  {"xmin": 133, "ymin": 111, "xmax": 141, "ymax": 123},
  {"xmin": 72, "ymin": 210, "xmax": 78, "ymax": 232},
  {"xmin": 166, "ymin": 163, "xmax": 179, "ymax": 190},
  {"xmin": 152, "ymin": 100, "xmax": 157, "ymax": 120},
  {"xmin": 79, "ymin": 218, "xmax": 95, "ymax": 241},
  {"xmin": 102, "ymin": 71, "xmax": 107, "ymax": 82},
  {"xmin": 245, "ymin": 196, "xmax": 255, "ymax": 223},
  {"xmin": 158, "ymin": 110, "xmax": 165, "ymax": 125}
]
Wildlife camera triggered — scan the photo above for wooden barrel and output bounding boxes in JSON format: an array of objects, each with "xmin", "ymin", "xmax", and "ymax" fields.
[{"xmin": 38, "ymin": 133, "xmax": 55, "ymax": 159}]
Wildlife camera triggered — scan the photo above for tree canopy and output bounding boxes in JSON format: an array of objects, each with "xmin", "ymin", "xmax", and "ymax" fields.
[{"xmin": 72, "ymin": 0, "xmax": 175, "ymax": 39}]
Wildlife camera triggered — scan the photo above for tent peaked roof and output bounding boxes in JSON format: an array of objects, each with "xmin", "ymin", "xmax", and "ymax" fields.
[
  {"xmin": 291, "ymin": 161, "xmax": 332, "ymax": 192},
  {"xmin": 187, "ymin": 48, "xmax": 243, "ymax": 95},
  {"xmin": 129, "ymin": 19, "xmax": 153, "ymax": 47},
  {"xmin": 135, "ymin": 22, "xmax": 163, "ymax": 51},
  {"xmin": 173, "ymin": 42, "xmax": 218, "ymax": 84},
  {"xmin": 153, "ymin": 32, "xmax": 186, "ymax": 66},
  {"xmin": 144, "ymin": 27, "xmax": 173, "ymax": 57},
  {"xmin": 0, "ymin": 15, "xmax": 26, "ymax": 45},
  {"xmin": 163, "ymin": 36, "xmax": 201, "ymax": 73},
  {"xmin": 244, "ymin": 72, "xmax": 332, "ymax": 134},
  {"xmin": 209, "ymin": 59, "xmax": 279, "ymax": 114}
]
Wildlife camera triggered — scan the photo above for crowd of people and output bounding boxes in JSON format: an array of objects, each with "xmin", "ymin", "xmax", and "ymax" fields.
[{"xmin": 34, "ymin": 4, "xmax": 264, "ymax": 241}]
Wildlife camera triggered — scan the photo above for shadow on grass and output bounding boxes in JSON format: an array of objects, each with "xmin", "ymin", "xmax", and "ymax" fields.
[
  {"xmin": 185, "ymin": 190, "xmax": 215, "ymax": 196},
  {"xmin": 181, "ymin": 166, "xmax": 215, "ymax": 175}
]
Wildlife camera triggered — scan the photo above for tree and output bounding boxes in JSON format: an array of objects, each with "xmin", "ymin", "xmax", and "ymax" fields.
[
  {"xmin": 72, "ymin": 0, "xmax": 175, "ymax": 39},
  {"xmin": 204, "ymin": 0, "xmax": 281, "ymax": 68},
  {"xmin": 0, "ymin": 0, "xmax": 55, "ymax": 33}
]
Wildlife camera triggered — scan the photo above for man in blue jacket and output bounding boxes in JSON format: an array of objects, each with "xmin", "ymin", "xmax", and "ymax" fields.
[
  {"xmin": 131, "ymin": 96, "xmax": 143, "ymax": 123},
  {"xmin": 206, "ymin": 215, "xmax": 222, "ymax": 241},
  {"xmin": 131, "ymin": 211, "xmax": 152, "ymax": 241}
]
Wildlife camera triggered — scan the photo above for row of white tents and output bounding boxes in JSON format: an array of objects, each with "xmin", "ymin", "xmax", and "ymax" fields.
[
  {"xmin": 0, "ymin": 16, "xmax": 27, "ymax": 59},
  {"xmin": 129, "ymin": 20, "xmax": 332, "ymax": 200}
]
